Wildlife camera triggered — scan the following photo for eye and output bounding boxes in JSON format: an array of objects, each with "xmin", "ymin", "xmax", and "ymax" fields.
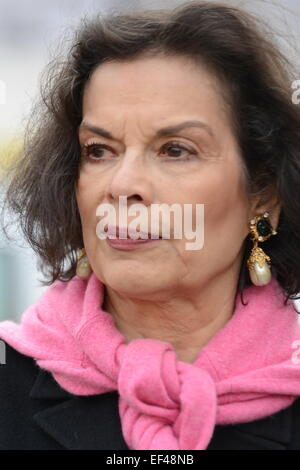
[
  {"xmin": 80, "ymin": 140, "xmax": 197, "ymax": 163},
  {"xmin": 160, "ymin": 141, "xmax": 196, "ymax": 160},
  {"xmin": 81, "ymin": 143, "xmax": 114, "ymax": 161}
]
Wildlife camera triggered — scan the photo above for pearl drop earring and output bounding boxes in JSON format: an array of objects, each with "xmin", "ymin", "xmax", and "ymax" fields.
[
  {"xmin": 247, "ymin": 212, "xmax": 277, "ymax": 286},
  {"xmin": 76, "ymin": 248, "xmax": 92, "ymax": 280}
]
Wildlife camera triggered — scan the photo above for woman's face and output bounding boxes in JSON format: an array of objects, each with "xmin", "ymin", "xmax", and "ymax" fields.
[{"xmin": 75, "ymin": 55, "xmax": 252, "ymax": 300}]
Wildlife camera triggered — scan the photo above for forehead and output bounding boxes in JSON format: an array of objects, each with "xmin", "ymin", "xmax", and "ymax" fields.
[{"xmin": 82, "ymin": 55, "xmax": 228, "ymax": 123}]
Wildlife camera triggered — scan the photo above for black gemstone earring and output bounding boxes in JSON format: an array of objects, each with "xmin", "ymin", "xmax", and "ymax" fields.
[{"xmin": 247, "ymin": 212, "xmax": 277, "ymax": 286}]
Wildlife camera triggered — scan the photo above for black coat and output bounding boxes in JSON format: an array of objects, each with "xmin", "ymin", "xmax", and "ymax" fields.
[{"xmin": 1, "ymin": 340, "xmax": 300, "ymax": 450}]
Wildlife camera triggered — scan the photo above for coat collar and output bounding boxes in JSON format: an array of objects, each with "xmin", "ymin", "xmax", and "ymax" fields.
[
  {"xmin": 30, "ymin": 368, "xmax": 129, "ymax": 450},
  {"xmin": 29, "ymin": 367, "xmax": 293, "ymax": 450}
]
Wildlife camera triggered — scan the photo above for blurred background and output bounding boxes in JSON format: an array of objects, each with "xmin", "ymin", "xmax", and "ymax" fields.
[{"xmin": 0, "ymin": 0, "xmax": 299, "ymax": 321}]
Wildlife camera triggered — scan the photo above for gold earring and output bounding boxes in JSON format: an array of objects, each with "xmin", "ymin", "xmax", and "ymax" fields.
[
  {"xmin": 76, "ymin": 248, "xmax": 92, "ymax": 280},
  {"xmin": 247, "ymin": 212, "xmax": 277, "ymax": 286}
]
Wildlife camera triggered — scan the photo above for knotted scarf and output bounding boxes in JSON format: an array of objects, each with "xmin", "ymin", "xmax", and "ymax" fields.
[{"xmin": 0, "ymin": 273, "xmax": 300, "ymax": 450}]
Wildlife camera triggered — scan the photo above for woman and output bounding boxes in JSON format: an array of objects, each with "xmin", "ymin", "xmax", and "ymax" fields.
[{"xmin": 0, "ymin": 1, "xmax": 300, "ymax": 450}]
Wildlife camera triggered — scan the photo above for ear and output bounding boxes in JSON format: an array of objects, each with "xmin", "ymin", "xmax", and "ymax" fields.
[{"xmin": 248, "ymin": 188, "xmax": 281, "ymax": 230}]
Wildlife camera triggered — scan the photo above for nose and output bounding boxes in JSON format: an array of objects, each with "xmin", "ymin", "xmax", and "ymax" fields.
[{"xmin": 105, "ymin": 150, "xmax": 153, "ymax": 206}]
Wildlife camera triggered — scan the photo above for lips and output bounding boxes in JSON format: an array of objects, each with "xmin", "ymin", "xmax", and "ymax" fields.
[{"xmin": 106, "ymin": 226, "xmax": 161, "ymax": 240}]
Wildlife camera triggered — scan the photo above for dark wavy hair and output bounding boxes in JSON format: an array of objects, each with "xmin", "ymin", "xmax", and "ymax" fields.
[{"xmin": 1, "ymin": 1, "xmax": 300, "ymax": 308}]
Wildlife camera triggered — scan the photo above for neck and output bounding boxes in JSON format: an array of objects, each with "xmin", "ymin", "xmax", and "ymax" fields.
[{"xmin": 103, "ymin": 269, "xmax": 240, "ymax": 364}]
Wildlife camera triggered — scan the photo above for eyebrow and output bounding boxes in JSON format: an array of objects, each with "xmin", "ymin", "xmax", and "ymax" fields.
[{"xmin": 78, "ymin": 119, "xmax": 214, "ymax": 141}]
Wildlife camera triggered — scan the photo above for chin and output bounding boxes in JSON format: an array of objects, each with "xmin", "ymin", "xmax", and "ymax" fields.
[{"xmin": 103, "ymin": 270, "xmax": 169, "ymax": 298}]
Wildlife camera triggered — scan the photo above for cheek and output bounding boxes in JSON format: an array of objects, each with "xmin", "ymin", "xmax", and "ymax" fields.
[
  {"xmin": 75, "ymin": 175, "xmax": 97, "ymax": 227},
  {"xmin": 204, "ymin": 186, "xmax": 249, "ymax": 262},
  {"xmin": 187, "ymin": 165, "xmax": 249, "ymax": 243}
]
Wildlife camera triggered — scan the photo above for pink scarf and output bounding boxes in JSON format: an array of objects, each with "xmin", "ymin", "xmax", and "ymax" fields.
[{"xmin": 0, "ymin": 273, "xmax": 300, "ymax": 450}]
